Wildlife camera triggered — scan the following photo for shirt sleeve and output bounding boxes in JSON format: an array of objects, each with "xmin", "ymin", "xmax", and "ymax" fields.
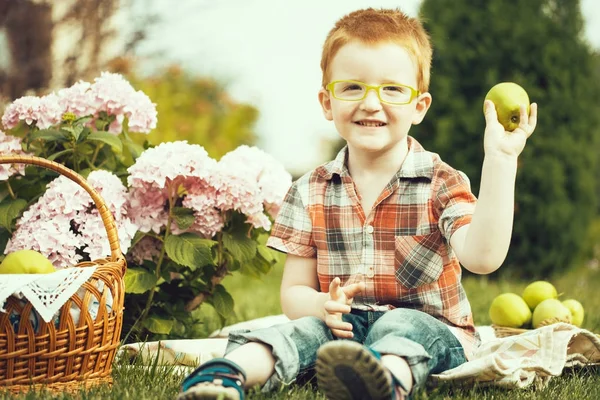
[
  {"xmin": 435, "ymin": 170, "xmax": 477, "ymax": 243},
  {"xmin": 266, "ymin": 180, "xmax": 317, "ymax": 258}
]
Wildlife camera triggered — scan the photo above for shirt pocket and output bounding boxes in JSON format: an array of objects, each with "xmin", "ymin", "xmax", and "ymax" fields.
[{"xmin": 394, "ymin": 232, "xmax": 444, "ymax": 289}]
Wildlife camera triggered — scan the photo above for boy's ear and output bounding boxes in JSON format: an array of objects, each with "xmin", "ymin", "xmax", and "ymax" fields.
[
  {"xmin": 412, "ymin": 92, "xmax": 432, "ymax": 125},
  {"xmin": 318, "ymin": 88, "xmax": 333, "ymax": 121}
]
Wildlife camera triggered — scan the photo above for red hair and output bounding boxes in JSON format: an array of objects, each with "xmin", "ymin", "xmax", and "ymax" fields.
[{"xmin": 320, "ymin": 8, "xmax": 432, "ymax": 93}]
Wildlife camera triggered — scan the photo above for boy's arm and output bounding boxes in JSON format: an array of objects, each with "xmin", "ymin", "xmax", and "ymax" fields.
[
  {"xmin": 279, "ymin": 253, "xmax": 329, "ymax": 319},
  {"xmin": 279, "ymin": 254, "xmax": 364, "ymax": 339},
  {"xmin": 451, "ymin": 101, "xmax": 538, "ymax": 275}
]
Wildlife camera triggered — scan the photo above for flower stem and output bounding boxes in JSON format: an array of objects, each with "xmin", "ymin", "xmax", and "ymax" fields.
[
  {"xmin": 136, "ymin": 184, "xmax": 175, "ymax": 332},
  {"xmin": 5, "ymin": 181, "xmax": 16, "ymax": 200},
  {"xmin": 91, "ymin": 143, "xmax": 101, "ymax": 165}
]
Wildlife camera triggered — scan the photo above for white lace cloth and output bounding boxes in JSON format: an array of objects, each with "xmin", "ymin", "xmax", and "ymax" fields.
[{"xmin": 0, "ymin": 267, "xmax": 97, "ymax": 323}]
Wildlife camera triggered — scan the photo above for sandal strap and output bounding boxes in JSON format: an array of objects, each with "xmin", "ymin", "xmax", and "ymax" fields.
[{"xmin": 182, "ymin": 358, "xmax": 246, "ymax": 394}]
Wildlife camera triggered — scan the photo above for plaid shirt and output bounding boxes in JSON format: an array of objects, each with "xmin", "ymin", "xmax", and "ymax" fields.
[{"xmin": 267, "ymin": 136, "xmax": 479, "ymax": 359}]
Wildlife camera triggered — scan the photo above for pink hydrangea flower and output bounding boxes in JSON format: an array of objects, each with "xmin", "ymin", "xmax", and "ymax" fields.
[
  {"xmin": 36, "ymin": 94, "xmax": 64, "ymax": 129},
  {"xmin": 126, "ymin": 90, "xmax": 158, "ymax": 133},
  {"xmin": 127, "ymin": 182, "xmax": 169, "ymax": 234},
  {"xmin": 89, "ymin": 72, "xmax": 157, "ymax": 134},
  {"xmin": 56, "ymin": 81, "xmax": 95, "ymax": 117},
  {"xmin": 6, "ymin": 170, "xmax": 138, "ymax": 268},
  {"xmin": 127, "ymin": 141, "xmax": 216, "ymax": 189},
  {"xmin": 1, "ymin": 72, "xmax": 157, "ymax": 135},
  {"xmin": 128, "ymin": 236, "xmax": 162, "ymax": 265},
  {"xmin": 126, "ymin": 141, "xmax": 217, "ymax": 234},
  {"xmin": 1, "ymin": 95, "xmax": 62, "ymax": 130},
  {"xmin": 181, "ymin": 182, "xmax": 224, "ymax": 238},
  {"xmin": 89, "ymin": 72, "xmax": 136, "ymax": 117},
  {"xmin": 0, "ymin": 130, "xmax": 29, "ymax": 180},
  {"xmin": 211, "ymin": 145, "xmax": 292, "ymax": 229}
]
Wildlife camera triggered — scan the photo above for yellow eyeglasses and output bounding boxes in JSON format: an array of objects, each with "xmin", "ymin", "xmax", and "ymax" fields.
[{"xmin": 326, "ymin": 80, "xmax": 420, "ymax": 105}]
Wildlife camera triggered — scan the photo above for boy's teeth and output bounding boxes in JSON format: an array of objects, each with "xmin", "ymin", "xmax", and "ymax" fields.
[{"xmin": 358, "ymin": 121, "xmax": 385, "ymax": 127}]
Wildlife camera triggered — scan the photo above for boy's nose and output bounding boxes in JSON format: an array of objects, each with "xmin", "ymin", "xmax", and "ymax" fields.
[{"xmin": 360, "ymin": 89, "xmax": 383, "ymax": 111}]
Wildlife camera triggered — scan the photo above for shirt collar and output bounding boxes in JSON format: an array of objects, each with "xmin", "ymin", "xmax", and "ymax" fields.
[{"xmin": 318, "ymin": 136, "xmax": 434, "ymax": 181}]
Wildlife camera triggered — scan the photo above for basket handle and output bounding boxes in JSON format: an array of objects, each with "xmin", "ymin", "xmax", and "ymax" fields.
[{"xmin": 0, "ymin": 155, "xmax": 124, "ymax": 263}]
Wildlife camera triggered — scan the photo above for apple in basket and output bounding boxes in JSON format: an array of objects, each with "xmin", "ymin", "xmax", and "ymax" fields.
[
  {"xmin": 0, "ymin": 249, "xmax": 56, "ymax": 274},
  {"xmin": 489, "ymin": 292, "xmax": 532, "ymax": 328},
  {"xmin": 532, "ymin": 298, "xmax": 572, "ymax": 329}
]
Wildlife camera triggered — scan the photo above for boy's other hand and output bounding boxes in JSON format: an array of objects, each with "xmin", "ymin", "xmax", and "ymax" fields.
[
  {"xmin": 324, "ymin": 277, "xmax": 365, "ymax": 339},
  {"xmin": 483, "ymin": 100, "xmax": 538, "ymax": 158}
]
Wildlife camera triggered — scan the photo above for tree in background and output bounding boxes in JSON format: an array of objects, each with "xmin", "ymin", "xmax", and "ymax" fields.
[
  {"xmin": 0, "ymin": 0, "xmax": 121, "ymax": 100},
  {"xmin": 126, "ymin": 64, "xmax": 259, "ymax": 159},
  {"xmin": 415, "ymin": 0, "xmax": 600, "ymax": 278},
  {"xmin": 107, "ymin": 58, "xmax": 259, "ymax": 159}
]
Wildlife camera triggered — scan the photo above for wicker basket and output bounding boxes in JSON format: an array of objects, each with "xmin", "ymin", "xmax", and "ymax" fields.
[
  {"xmin": 0, "ymin": 155, "xmax": 126, "ymax": 394},
  {"xmin": 492, "ymin": 317, "xmax": 573, "ymax": 338}
]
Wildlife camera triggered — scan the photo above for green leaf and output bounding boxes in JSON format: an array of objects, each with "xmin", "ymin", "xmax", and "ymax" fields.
[
  {"xmin": 124, "ymin": 267, "xmax": 158, "ymax": 294},
  {"xmin": 87, "ymin": 131, "xmax": 123, "ymax": 154},
  {"xmin": 172, "ymin": 207, "xmax": 196, "ymax": 231},
  {"xmin": 129, "ymin": 230, "xmax": 147, "ymax": 250},
  {"xmin": 165, "ymin": 233, "xmax": 216, "ymax": 271},
  {"xmin": 71, "ymin": 124, "xmax": 84, "ymax": 142},
  {"xmin": 249, "ymin": 253, "xmax": 272, "ymax": 274},
  {"xmin": 47, "ymin": 148, "xmax": 74, "ymax": 161},
  {"xmin": 28, "ymin": 129, "xmax": 69, "ymax": 143},
  {"xmin": 122, "ymin": 136, "xmax": 145, "ymax": 159},
  {"xmin": 0, "ymin": 198, "xmax": 27, "ymax": 231},
  {"xmin": 210, "ymin": 284, "xmax": 234, "ymax": 318},
  {"xmin": 223, "ymin": 231, "xmax": 257, "ymax": 262},
  {"xmin": 74, "ymin": 115, "xmax": 93, "ymax": 126},
  {"xmin": 143, "ymin": 316, "xmax": 174, "ymax": 334},
  {"xmin": 257, "ymin": 244, "xmax": 276, "ymax": 263},
  {"xmin": 76, "ymin": 126, "xmax": 91, "ymax": 143},
  {"xmin": 0, "ymin": 228, "xmax": 11, "ymax": 256}
]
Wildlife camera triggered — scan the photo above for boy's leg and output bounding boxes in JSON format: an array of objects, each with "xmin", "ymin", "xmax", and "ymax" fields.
[
  {"xmin": 226, "ymin": 342, "xmax": 277, "ymax": 389},
  {"xmin": 316, "ymin": 340, "xmax": 408, "ymax": 400},
  {"xmin": 365, "ymin": 308, "xmax": 467, "ymax": 392},
  {"xmin": 178, "ymin": 313, "xmax": 368, "ymax": 398},
  {"xmin": 316, "ymin": 309, "xmax": 467, "ymax": 400}
]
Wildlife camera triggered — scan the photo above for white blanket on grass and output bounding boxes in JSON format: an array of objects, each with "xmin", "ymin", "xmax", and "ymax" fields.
[{"xmin": 118, "ymin": 316, "xmax": 600, "ymax": 390}]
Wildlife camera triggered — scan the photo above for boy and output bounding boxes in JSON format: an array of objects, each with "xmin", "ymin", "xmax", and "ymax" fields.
[{"xmin": 177, "ymin": 7, "xmax": 537, "ymax": 400}]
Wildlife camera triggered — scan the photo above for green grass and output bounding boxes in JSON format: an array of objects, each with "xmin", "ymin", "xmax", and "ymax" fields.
[{"xmin": 2, "ymin": 264, "xmax": 600, "ymax": 399}]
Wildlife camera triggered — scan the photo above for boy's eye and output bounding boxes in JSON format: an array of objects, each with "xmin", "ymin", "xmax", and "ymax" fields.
[
  {"xmin": 382, "ymin": 85, "xmax": 407, "ymax": 93},
  {"xmin": 342, "ymin": 84, "xmax": 364, "ymax": 92}
]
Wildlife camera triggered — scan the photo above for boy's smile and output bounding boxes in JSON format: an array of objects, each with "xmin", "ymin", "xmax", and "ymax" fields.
[
  {"xmin": 354, "ymin": 118, "xmax": 387, "ymax": 128},
  {"xmin": 319, "ymin": 41, "xmax": 431, "ymax": 156}
]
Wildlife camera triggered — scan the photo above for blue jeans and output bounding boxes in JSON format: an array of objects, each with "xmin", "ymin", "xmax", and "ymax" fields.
[{"xmin": 225, "ymin": 308, "xmax": 467, "ymax": 393}]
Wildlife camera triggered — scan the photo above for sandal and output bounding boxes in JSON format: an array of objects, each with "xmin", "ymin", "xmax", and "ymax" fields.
[
  {"xmin": 316, "ymin": 341, "xmax": 409, "ymax": 400},
  {"xmin": 177, "ymin": 358, "xmax": 247, "ymax": 400}
]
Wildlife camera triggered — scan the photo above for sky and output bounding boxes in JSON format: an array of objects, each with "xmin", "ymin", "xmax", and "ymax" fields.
[{"xmin": 133, "ymin": 0, "xmax": 600, "ymax": 176}]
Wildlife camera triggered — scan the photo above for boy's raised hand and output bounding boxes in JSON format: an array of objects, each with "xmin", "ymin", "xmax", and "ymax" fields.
[
  {"xmin": 324, "ymin": 277, "xmax": 365, "ymax": 338},
  {"xmin": 483, "ymin": 100, "xmax": 538, "ymax": 158}
]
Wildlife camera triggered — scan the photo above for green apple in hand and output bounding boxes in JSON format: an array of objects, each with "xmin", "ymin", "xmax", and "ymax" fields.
[
  {"xmin": 484, "ymin": 82, "xmax": 530, "ymax": 131},
  {"xmin": 489, "ymin": 293, "xmax": 532, "ymax": 328},
  {"xmin": 562, "ymin": 299, "xmax": 585, "ymax": 327},
  {"xmin": 522, "ymin": 280, "xmax": 557, "ymax": 310},
  {"xmin": 0, "ymin": 250, "xmax": 56, "ymax": 274}
]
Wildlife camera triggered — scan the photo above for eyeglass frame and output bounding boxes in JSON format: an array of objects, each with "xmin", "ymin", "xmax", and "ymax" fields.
[{"xmin": 325, "ymin": 79, "xmax": 421, "ymax": 105}]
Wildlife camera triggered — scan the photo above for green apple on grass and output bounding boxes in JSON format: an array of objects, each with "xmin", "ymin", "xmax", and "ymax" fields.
[
  {"xmin": 0, "ymin": 250, "xmax": 56, "ymax": 274},
  {"xmin": 489, "ymin": 293, "xmax": 532, "ymax": 328},
  {"xmin": 484, "ymin": 82, "xmax": 531, "ymax": 132}
]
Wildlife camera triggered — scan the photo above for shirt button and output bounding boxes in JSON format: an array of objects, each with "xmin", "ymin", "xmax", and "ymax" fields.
[
  {"xmin": 366, "ymin": 268, "xmax": 374, "ymax": 278},
  {"xmin": 366, "ymin": 225, "xmax": 374, "ymax": 234}
]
